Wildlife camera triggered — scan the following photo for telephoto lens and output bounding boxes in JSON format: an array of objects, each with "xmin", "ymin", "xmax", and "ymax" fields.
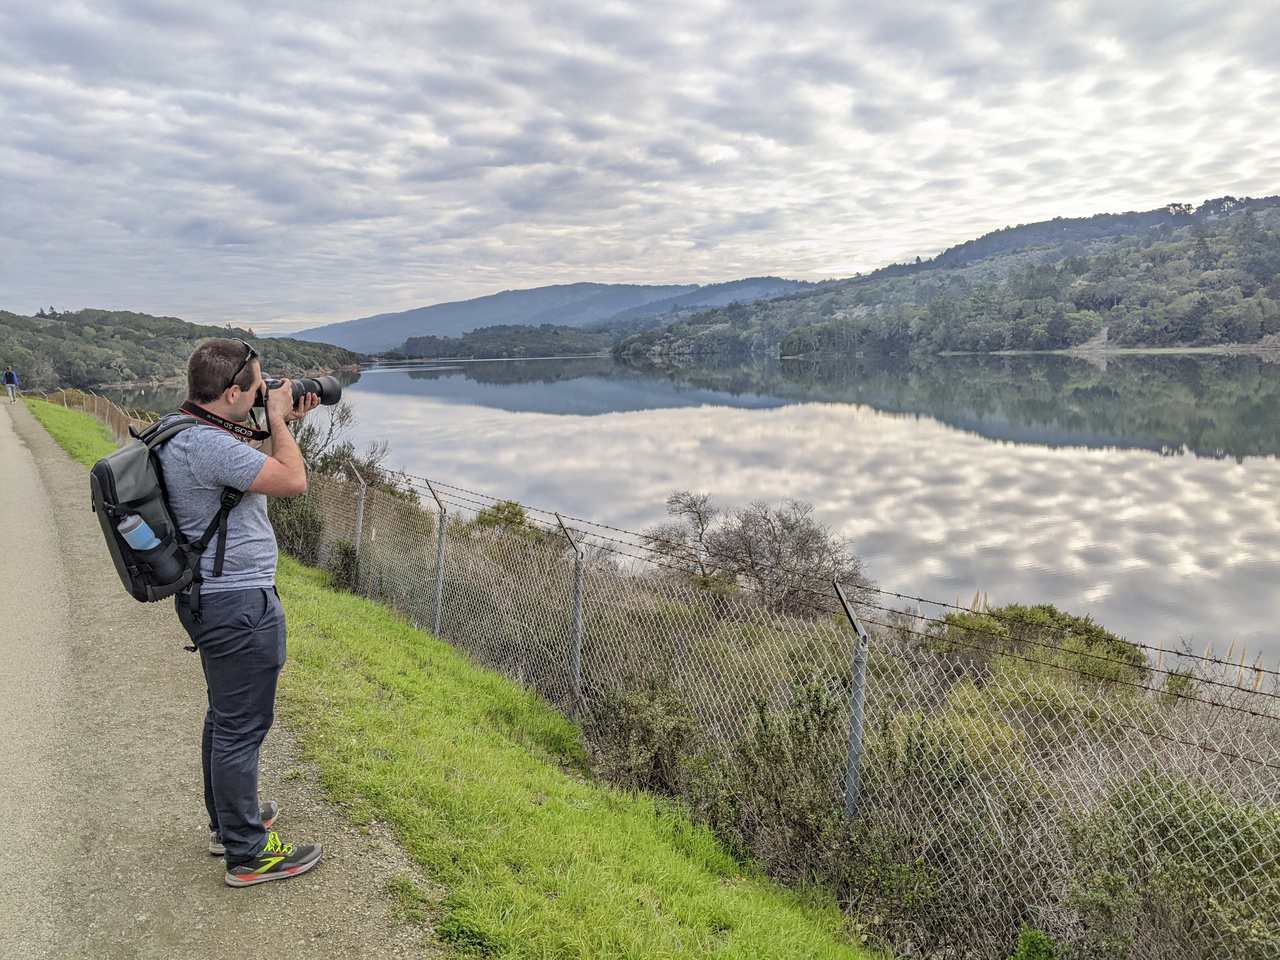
[{"xmin": 264, "ymin": 375, "xmax": 342, "ymax": 405}]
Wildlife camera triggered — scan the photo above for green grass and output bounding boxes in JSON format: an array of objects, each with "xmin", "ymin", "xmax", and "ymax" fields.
[
  {"xmin": 277, "ymin": 557, "xmax": 868, "ymax": 958},
  {"xmin": 24, "ymin": 397, "xmax": 118, "ymax": 465},
  {"xmin": 26, "ymin": 397, "xmax": 874, "ymax": 960}
]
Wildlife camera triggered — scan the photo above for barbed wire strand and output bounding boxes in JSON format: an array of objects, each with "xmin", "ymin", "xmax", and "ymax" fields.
[
  {"xmin": 853, "ymin": 613, "xmax": 1280, "ymax": 774},
  {"xmin": 391, "ymin": 468, "xmax": 1280, "ymax": 683},
  {"xmin": 417, "ymin": 492, "xmax": 1280, "ymax": 723},
  {"xmin": 849, "ymin": 595, "xmax": 1280, "ymax": 707},
  {"xmin": 425, "ymin": 490, "xmax": 1280, "ymax": 763},
  {"xmin": 407, "ymin": 477, "xmax": 1280, "ymax": 700}
]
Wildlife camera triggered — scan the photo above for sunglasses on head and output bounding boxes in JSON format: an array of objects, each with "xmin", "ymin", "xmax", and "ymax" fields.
[{"xmin": 223, "ymin": 338, "xmax": 259, "ymax": 394}]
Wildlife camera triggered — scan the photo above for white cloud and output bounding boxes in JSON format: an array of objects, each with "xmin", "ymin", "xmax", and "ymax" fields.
[{"xmin": 0, "ymin": 0, "xmax": 1276, "ymax": 331}]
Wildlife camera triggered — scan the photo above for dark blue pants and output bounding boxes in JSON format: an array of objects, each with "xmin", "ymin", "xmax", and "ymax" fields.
[{"xmin": 176, "ymin": 587, "xmax": 286, "ymax": 866}]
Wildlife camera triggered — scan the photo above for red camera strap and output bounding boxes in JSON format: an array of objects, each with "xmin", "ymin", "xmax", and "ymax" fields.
[{"xmin": 178, "ymin": 401, "xmax": 271, "ymax": 442}]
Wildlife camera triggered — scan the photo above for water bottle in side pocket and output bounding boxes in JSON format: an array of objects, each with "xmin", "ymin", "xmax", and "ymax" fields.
[{"xmin": 117, "ymin": 515, "xmax": 186, "ymax": 583}]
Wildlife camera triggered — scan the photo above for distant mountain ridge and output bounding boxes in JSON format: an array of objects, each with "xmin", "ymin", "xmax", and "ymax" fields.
[
  {"xmin": 293, "ymin": 283, "xmax": 690, "ymax": 352},
  {"xmin": 292, "ymin": 277, "xmax": 813, "ymax": 352}
]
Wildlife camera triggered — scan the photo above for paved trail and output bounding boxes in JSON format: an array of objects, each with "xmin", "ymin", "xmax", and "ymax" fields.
[{"xmin": 0, "ymin": 401, "xmax": 441, "ymax": 959}]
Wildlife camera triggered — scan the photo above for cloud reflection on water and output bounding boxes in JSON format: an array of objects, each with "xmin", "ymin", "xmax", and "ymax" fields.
[{"xmin": 347, "ymin": 372, "xmax": 1280, "ymax": 661}]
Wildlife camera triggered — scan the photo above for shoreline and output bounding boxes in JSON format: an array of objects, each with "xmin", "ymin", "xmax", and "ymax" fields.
[
  {"xmin": 366, "ymin": 353, "xmax": 611, "ymax": 365},
  {"xmin": 948, "ymin": 344, "xmax": 1280, "ymax": 358}
]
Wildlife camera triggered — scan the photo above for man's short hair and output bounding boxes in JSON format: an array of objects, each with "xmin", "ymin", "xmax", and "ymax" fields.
[{"xmin": 187, "ymin": 338, "xmax": 258, "ymax": 403}]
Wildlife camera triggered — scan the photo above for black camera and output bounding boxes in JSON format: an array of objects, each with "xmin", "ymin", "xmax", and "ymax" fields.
[{"xmin": 262, "ymin": 374, "xmax": 342, "ymax": 406}]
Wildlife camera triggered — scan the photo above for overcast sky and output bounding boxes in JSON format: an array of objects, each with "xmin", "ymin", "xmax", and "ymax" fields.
[{"xmin": 2, "ymin": 1, "xmax": 1277, "ymax": 333}]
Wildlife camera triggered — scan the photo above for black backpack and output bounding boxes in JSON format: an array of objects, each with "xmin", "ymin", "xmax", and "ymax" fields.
[{"xmin": 89, "ymin": 416, "xmax": 241, "ymax": 616}]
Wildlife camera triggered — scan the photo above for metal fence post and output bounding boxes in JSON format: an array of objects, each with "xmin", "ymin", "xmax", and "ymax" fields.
[
  {"xmin": 424, "ymin": 480, "xmax": 447, "ymax": 636},
  {"xmin": 556, "ymin": 513, "xmax": 585, "ymax": 712},
  {"xmin": 835, "ymin": 580, "xmax": 872, "ymax": 820},
  {"xmin": 345, "ymin": 462, "xmax": 367, "ymax": 585}
]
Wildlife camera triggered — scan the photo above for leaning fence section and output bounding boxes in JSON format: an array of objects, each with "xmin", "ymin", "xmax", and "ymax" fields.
[
  {"xmin": 57, "ymin": 392, "xmax": 1280, "ymax": 960},
  {"xmin": 32, "ymin": 388, "xmax": 152, "ymax": 442}
]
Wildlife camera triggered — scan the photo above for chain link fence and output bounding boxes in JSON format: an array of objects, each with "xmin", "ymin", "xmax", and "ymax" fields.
[
  {"xmin": 307, "ymin": 470, "xmax": 1280, "ymax": 960},
  {"xmin": 51, "ymin": 392, "xmax": 1280, "ymax": 960}
]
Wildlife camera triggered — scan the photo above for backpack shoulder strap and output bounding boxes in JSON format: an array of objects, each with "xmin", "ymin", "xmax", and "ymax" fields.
[
  {"xmin": 146, "ymin": 412, "xmax": 245, "ymax": 563},
  {"xmin": 139, "ymin": 415, "xmax": 204, "ymax": 450},
  {"xmin": 184, "ymin": 488, "xmax": 245, "ymax": 624},
  {"xmin": 191, "ymin": 488, "xmax": 245, "ymax": 560}
]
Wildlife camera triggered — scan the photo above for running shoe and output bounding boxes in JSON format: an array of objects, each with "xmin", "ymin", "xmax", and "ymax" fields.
[{"xmin": 224, "ymin": 830, "xmax": 322, "ymax": 887}]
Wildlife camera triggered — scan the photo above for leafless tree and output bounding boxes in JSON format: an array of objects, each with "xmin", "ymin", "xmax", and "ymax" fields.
[{"xmin": 644, "ymin": 491, "xmax": 871, "ymax": 616}]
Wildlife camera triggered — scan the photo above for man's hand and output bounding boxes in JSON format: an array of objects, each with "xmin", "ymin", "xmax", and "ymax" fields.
[
  {"xmin": 285, "ymin": 390, "xmax": 321, "ymax": 423},
  {"xmin": 266, "ymin": 378, "xmax": 295, "ymax": 422},
  {"xmin": 250, "ymin": 379, "xmax": 311, "ymax": 497}
]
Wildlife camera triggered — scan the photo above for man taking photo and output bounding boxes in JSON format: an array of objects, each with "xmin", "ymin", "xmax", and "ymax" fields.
[{"xmin": 158, "ymin": 338, "xmax": 322, "ymax": 887}]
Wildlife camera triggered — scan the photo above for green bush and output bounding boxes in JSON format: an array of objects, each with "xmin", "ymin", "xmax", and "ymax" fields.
[
  {"xmin": 992, "ymin": 603, "xmax": 1149, "ymax": 686},
  {"xmin": 935, "ymin": 611, "xmax": 1009, "ymax": 661},
  {"xmin": 1066, "ymin": 772, "xmax": 1280, "ymax": 959},
  {"xmin": 694, "ymin": 683, "xmax": 849, "ymax": 885},
  {"xmin": 829, "ymin": 673, "xmax": 1065, "ymax": 955},
  {"xmin": 584, "ymin": 678, "xmax": 702, "ymax": 794},
  {"xmin": 938, "ymin": 603, "xmax": 1150, "ymax": 687},
  {"xmin": 473, "ymin": 499, "xmax": 556, "ymax": 546},
  {"xmin": 268, "ymin": 491, "xmax": 324, "ymax": 564},
  {"xmin": 325, "ymin": 538, "xmax": 358, "ymax": 592},
  {"xmin": 1008, "ymin": 926, "xmax": 1061, "ymax": 960}
]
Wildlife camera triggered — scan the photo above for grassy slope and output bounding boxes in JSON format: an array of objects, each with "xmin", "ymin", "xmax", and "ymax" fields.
[
  {"xmin": 25, "ymin": 397, "xmax": 118, "ymax": 465},
  {"xmin": 23, "ymin": 396, "xmax": 871, "ymax": 960}
]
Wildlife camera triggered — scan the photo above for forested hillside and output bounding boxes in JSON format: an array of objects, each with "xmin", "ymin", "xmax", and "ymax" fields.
[
  {"xmin": 398, "ymin": 323, "xmax": 611, "ymax": 359},
  {"xmin": 615, "ymin": 197, "xmax": 1280, "ymax": 362},
  {"xmin": 0, "ymin": 308, "xmax": 361, "ymax": 390},
  {"xmin": 595, "ymin": 276, "xmax": 817, "ymax": 333}
]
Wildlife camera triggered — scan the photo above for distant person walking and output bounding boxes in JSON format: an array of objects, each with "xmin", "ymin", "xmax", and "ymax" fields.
[{"xmin": 3, "ymin": 367, "xmax": 18, "ymax": 403}]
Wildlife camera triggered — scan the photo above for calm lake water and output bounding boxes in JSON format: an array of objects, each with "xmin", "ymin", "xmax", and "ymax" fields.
[{"xmin": 113, "ymin": 353, "xmax": 1280, "ymax": 661}]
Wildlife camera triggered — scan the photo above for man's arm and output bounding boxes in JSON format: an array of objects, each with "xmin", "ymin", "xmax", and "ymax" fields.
[{"xmin": 249, "ymin": 380, "xmax": 311, "ymax": 497}]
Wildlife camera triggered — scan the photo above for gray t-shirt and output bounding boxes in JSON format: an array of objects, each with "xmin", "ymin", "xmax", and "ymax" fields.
[{"xmin": 155, "ymin": 417, "xmax": 276, "ymax": 593}]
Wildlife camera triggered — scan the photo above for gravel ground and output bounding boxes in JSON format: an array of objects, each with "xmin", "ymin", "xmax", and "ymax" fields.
[{"xmin": 0, "ymin": 401, "xmax": 446, "ymax": 959}]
